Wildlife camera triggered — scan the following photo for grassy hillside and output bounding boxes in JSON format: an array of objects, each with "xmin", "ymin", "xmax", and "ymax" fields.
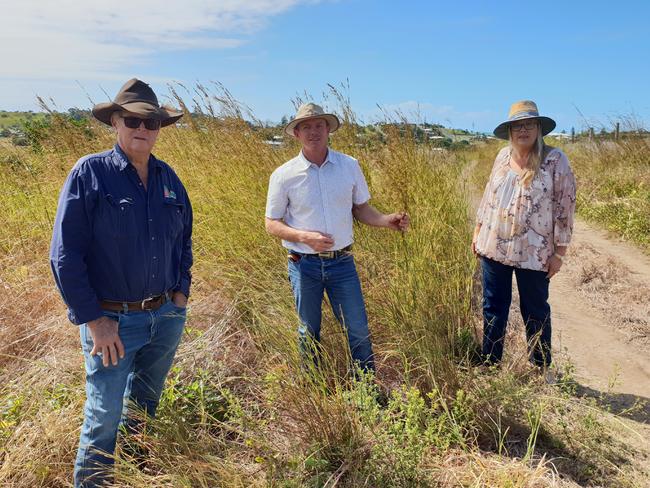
[
  {"xmin": 0, "ymin": 90, "xmax": 648, "ymax": 487},
  {"xmin": 0, "ymin": 110, "xmax": 49, "ymax": 130}
]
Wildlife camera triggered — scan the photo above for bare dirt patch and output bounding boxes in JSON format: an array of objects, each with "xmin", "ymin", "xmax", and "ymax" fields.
[{"xmin": 551, "ymin": 219, "xmax": 650, "ymax": 398}]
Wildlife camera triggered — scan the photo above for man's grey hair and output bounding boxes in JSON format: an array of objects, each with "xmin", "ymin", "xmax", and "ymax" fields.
[{"xmin": 110, "ymin": 111, "xmax": 123, "ymax": 126}]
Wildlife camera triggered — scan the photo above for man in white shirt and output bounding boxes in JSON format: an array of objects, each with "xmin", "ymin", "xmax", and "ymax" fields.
[{"xmin": 265, "ymin": 103, "xmax": 409, "ymax": 373}]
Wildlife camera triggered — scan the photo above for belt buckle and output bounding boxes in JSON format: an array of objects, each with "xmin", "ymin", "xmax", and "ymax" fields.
[
  {"xmin": 141, "ymin": 295, "xmax": 157, "ymax": 310},
  {"xmin": 318, "ymin": 251, "xmax": 334, "ymax": 259}
]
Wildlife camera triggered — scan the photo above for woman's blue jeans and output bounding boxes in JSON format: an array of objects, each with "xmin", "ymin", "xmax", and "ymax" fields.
[
  {"xmin": 74, "ymin": 299, "xmax": 186, "ymax": 487},
  {"xmin": 481, "ymin": 257, "xmax": 552, "ymax": 368},
  {"xmin": 287, "ymin": 252, "xmax": 375, "ymax": 372}
]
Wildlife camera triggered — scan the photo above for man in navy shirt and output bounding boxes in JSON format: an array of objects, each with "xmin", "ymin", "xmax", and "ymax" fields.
[{"xmin": 50, "ymin": 78, "xmax": 192, "ymax": 487}]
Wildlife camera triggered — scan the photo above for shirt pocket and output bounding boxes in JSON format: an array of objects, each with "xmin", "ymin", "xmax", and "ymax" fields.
[
  {"xmin": 287, "ymin": 180, "xmax": 314, "ymax": 213},
  {"xmin": 163, "ymin": 199, "xmax": 185, "ymax": 239},
  {"xmin": 96, "ymin": 194, "xmax": 135, "ymax": 240},
  {"xmin": 328, "ymin": 177, "xmax": 354, "ymax": 210}
]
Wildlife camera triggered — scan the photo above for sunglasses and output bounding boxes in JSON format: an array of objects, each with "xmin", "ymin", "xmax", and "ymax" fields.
[
  {"xmin": 510, "ymin": 121, "xmax": 538, "ymax": 132},
  {"xmin": 121, "ymin": 116, "xmax": 161, "ymax": 130}
]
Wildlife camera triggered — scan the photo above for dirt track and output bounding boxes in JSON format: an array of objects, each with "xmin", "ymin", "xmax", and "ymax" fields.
[{"xmin": 551, "ymin": 219, "xmax": 650, "ymax": 400}]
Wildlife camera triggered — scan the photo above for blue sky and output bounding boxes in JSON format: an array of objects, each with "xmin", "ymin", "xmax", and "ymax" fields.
[{"xmin": 1, "ymin": 0, "xmax": 648, "ymax": 132}]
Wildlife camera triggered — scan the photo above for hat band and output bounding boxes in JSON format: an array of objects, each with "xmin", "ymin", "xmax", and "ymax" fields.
[{"xmin": 509, "ymin": 110, "xmax": 540, "ymax": 121}]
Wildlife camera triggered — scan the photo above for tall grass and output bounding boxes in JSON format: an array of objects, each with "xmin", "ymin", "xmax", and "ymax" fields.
[
  {"xmin": 567, "ymin": 136, "xmax": 650, "ymax": 250},
  {"xmin": 0, "ymin": 86, "xmax": 646, "ymax": 487}
]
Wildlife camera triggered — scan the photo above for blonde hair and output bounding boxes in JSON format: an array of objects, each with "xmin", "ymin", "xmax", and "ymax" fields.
[{"xmin": 509, "ymin": 120, "xmax": 545, "ymax": 187}]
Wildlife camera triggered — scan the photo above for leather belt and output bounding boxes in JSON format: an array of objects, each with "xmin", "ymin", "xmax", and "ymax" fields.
[
  {"xmin": 290, "ymin": 244, "xmax": 353, "ymax": 260},
  {"xmin": 100, "ymin": 292, "xmax": 171, "ymax": 312}
]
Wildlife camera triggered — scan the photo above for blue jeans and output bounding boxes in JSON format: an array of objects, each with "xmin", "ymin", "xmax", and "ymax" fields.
[
  {"xmin": 287, "ymin": 252, "xmax": 375, "ymax": 372},
  {"xmin": 481, "ymin": 257, "xmax": 552, "ymax": 368},
  {"xmin": 74, "ymin": 299, "xmax": 186, "ymax": 487}
]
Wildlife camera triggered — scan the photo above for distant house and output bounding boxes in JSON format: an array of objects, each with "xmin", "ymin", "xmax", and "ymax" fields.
[{"xmin": 547, "ymin": 132, "xmax": 571, "ymax": 140}]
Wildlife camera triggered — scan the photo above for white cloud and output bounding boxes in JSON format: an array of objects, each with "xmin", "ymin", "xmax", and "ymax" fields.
[{"xmin": 0, "ymin": 0, "xmax": 319, "ymax": 80}]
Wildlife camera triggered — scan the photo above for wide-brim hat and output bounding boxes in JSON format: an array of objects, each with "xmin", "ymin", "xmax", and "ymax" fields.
[
  {"xmin": 92, "ymin": 78, "xmax": 183, "ymax": 128},
  {"xmin": 285, "ymin": 103, "xmax": 340, "ymax": 136},
  {"xmin": 493, "ymin": 100, "xmax": 556, "ymax": 140}
]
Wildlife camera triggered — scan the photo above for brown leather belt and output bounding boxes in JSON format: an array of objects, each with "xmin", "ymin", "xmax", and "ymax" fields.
[
  {"xmin": 100, "ymin": 292, "xmax": 171, "ymax": 312},
  {"xmin": 290, "ymin": 244, "xmax": 353, "ymax": 260}
]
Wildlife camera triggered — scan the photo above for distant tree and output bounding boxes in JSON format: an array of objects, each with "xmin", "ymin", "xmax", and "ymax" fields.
[
  {"xmin": 431, "ymin": 137, "xmax": 452, "ymax": 149},
  {"xmin": 280, "ymin": 115, "xmax": 289, "ymax": 126},
  {"xmin": 68, "ymin": 108, "xmax": 91, "ymax": 121}
]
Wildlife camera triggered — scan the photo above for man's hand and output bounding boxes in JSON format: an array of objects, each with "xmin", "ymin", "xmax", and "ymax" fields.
[
  {"xmin": 385, "ymin": 212, "xmax": 410, "ymax": 232},
  {"xmin": 546, "ymin": 255, "xmax": 563, "ymax": 279},
  {"xmin": 300, "ymin": 231, "xmax": 335, "ymax": 252},
  {"xmin": 87, "ymin": 316, "xmax": 125, "ymax": 367},
  {"xmin": 172, "ymin": 291, "xmax": 188, "ymax": 308}
]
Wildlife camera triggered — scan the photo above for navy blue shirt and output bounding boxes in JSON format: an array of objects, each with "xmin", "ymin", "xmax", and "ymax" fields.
[{"xmin": 50, "ymin": 144, "xmax": 193, "ymax": 325}]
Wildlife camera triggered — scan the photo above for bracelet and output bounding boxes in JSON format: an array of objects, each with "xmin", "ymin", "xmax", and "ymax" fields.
[{"xmin": 553, "ymin": 253, "xmax": 564, "ymax": 263}]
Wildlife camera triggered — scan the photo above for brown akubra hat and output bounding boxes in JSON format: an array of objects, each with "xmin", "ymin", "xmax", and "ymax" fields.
[{"xmin": 92, "ymin": 78, "xmax": 183, "ymax": 128}]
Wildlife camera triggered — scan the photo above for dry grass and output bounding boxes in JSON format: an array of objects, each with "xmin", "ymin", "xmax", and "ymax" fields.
[
  {"xmin": 0, "ymin": 86, "xmax": 647, "ymax": 487},
  {"xmin": 566, "ymin": 243, "xmax": 650, "ymax": 348}
]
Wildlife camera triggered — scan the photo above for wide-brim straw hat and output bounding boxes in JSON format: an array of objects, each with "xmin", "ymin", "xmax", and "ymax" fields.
[
  {"xmin": 493, "ymin": 100, "xmax": 556, "ymax": 140},
  {"xmin": 285, "ymin": 103, "xmax": 340, "ymax": 136},
  {"xmin": 92, "ymin": 78, "xmax": 183, "ymax": 128}
]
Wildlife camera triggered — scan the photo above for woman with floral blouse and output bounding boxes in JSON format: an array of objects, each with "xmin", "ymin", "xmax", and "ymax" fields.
[{"xmin": 472, "ymin": 100, "xmax": 576, "ymax": 375}]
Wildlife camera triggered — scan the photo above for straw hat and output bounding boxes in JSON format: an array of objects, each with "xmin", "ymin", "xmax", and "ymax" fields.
[
  {"xmin": 92, "ymin": 78, "xmax": 183, "ymax": 128},
  {"xmin": 284, "ymin": 103, "xmax": 340, "ymax": 136},
  {"xmin": 493, "ymin": 100, "xmax": 556, "ymax": 140}
]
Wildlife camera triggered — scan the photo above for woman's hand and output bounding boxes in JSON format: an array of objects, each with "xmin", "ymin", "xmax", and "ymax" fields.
[
  {"xmin": 546, "ymin": 255, "xmax": 563, "ymax": 279},
  {"xmin": 472, "ymin": 224, "xmax": 481, "ymax": 257}
]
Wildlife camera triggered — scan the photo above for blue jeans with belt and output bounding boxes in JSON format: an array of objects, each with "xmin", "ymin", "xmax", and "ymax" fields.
[
  {"xmin": 481, "ymin": 257, "xmax": 552, "ymax": 368},
  {"xmin": 287, "ymin": 252, "xmax": 375, "ymax": 373},
  {"xmin": 74, "ymin": 299, "xmax": 186, "ymax": 487}
]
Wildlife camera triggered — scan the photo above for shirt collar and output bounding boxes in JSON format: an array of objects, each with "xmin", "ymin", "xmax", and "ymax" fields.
[
  {"xmin": 298, "ymin": 149, "xmax": 333, "ymax": 169},
  {"xmin": 112, "ymin": 144, "xmax": 163, "ymax": 171}
]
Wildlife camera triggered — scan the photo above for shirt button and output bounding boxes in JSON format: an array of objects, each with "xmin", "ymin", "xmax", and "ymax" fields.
[
  {"xmin": 152, "ymin": 274, "xmax": 156, "ymax": 278},
  {"xmin": 151, "ymin": 236, "xmax": 155, "ymax": 240},
  {"xmin": 149, "ymin": 219, "xmax": 153, "ymax": 222},
  {"xmin": 153, "ymin": 256, "xmax": 157, "ymax": 260}
]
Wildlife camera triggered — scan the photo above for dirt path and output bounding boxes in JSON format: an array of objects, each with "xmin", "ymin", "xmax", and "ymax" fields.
[{"xmin": 551, "ymin": 219, "xmax": 650, "ymax": 400}]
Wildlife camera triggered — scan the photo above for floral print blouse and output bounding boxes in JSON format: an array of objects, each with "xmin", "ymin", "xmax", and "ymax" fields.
[{"xmin": 475, "ymin": 146, "xmax": 577, "ymax": 271}]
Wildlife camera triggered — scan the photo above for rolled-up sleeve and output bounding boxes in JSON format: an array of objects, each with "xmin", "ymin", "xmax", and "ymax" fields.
[
  {"xmin": 265, "ymin": 169, "xmax": 288, "ymax": 219},
  {"xmin": 49, "ymin": 164, "xmax": 103, "ymax": 325},
  {"xmin": 552, "ymin": 152, "xmax": 577, "ymax": 247},
  {"xmin": 351, "ymin": 159, "xmax": 371, "ymax": 205}
]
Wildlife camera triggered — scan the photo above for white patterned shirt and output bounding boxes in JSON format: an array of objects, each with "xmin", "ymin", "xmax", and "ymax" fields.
[
  {"xmin": 265, "ymin": 149, "xmax": 371, "ymax": 253},
  {"xmin": 476, "ymin": 146, "xmax": 577, "ymax": 271}
]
